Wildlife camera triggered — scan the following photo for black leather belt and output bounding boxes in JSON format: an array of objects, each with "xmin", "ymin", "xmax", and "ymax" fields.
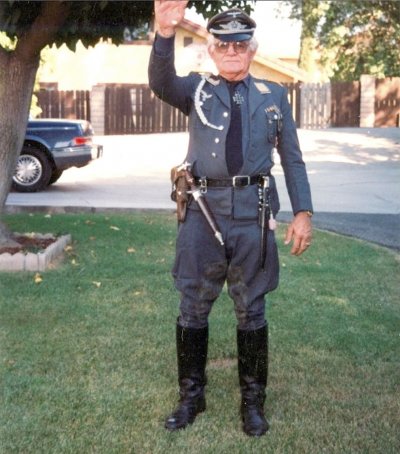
[{"xmin": 194, "ymin": 174, "xmax": 268, "ymax": 188}]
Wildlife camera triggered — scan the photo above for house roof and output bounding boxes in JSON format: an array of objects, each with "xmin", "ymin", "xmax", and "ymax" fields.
[{"xmin": 180, "ymin": 18, "xmax": 209, "ymax": 39}]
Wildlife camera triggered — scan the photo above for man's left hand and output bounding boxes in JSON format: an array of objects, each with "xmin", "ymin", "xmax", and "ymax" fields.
[{"xmin": 284, "ymin": 211, "xmax": 313, "ymax": 256}]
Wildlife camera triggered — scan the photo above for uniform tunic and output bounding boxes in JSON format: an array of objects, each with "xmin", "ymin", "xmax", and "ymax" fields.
[{"xmin": 149, "ymin": 35, "xmax": 313, "ymax": 330}]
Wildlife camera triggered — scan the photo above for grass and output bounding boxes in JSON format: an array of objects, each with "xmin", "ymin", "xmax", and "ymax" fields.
[{"xmin": 0, "ymin": 212, "xmax": 399, "ymax": 454}]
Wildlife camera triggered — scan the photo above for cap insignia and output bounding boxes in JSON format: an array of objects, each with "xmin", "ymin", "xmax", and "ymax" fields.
[
  {"xmin": 221, "ymin": 20, "xmax": 247, "ymax": 31},
  {"xmin": 226, "ymin": 11, "xmax": 242, "ymax": 18}
]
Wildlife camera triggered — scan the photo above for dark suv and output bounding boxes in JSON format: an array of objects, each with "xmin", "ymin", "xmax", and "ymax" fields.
[{"xmin": 13, "ymin": 119, "xmax": 103, "ymax": 192}]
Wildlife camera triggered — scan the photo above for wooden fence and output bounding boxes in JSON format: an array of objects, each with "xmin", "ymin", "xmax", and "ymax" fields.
[
  {"xmin": 104, "ymin": 83, "xmax": 302, "ymax": 133},
  {"xmin": 300, "ymin": 83, "xmax": 331, "ymax": 129},
  {"xmin": 331, "ymin": 81, "xmax": 361, "ymax": 127},
  {"xmin": 104, "ymin": 84, "xmax": 188, "ymax": 134},
  {"xmin": 375, "ymin": 77, "xmax": 400, "ymax": 127},
  {"xmin": 35, "ymin": 77, "xmax": 399, "ymax": 133},
  {"xmin": 36, "ymin": 89, "xmax": 91, "ymax": 121}
]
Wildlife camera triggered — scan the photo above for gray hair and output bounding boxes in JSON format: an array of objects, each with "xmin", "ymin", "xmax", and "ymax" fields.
[{"xmin": 207, "ymin": 35, "xmax": 259, "ymax": 52}]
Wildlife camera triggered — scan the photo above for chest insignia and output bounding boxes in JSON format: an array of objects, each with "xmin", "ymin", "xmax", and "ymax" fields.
[{"xmin": 232, "ymin": 91, "xmax": 244, "ymax": 105}]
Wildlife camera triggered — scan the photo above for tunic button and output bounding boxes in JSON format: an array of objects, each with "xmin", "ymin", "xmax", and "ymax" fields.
[
  {"xmin": 223, "ymin": 112, "xmax": 228, "ymax": 118},
  {"xmin": 215, "ymin": 138, "xmax": 220, "ymax": 143},
  {"xmin": 212, "ymin": 152, "xmax": 217, "ymax": 158}
]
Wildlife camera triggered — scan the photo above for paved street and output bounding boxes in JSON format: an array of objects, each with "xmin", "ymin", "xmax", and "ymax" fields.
[{"xmin": 6, "ymin": 128, "xmax": 400, "ymax": 250}]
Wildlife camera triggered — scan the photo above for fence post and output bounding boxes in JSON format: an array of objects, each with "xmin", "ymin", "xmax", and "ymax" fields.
[
  {"xmin": 360, "ymin": 75, "xmax": 375, "ymax": 127},
  {"xmin": 90, "ymin": 84, "xmax": 106, "ymax": 135}
]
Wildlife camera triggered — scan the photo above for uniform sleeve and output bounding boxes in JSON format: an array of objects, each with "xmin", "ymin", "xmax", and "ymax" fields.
[
  {"xmin": 153, "ymin": 34, "xmax": 175, "ymax": 57},
  {"xmin": 148, "ymin": 33, "xmax": 197, "ymax": 115},
  {"xmin": 277, "ymin": 86, "xmax": 313, "ymax": 214}
]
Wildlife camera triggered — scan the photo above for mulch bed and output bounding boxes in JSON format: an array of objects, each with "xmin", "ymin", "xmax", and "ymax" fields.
[{"xmin": 0, "ymin": 235, "xmax": 56, "ymax": 255}]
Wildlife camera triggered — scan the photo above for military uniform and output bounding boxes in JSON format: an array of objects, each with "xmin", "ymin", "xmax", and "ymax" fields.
[
  {"xmin": 149, "ymin": 7, "xmax": 313, "ymax": 436},
  {"xmin": 149, "ymin": 36, "xmax": 312, "ymax": 329}
]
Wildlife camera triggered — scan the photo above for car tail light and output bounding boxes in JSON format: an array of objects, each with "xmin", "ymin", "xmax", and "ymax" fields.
[{"xmin": 71, "ymin": 136, "xmax": 92, "ymax": 146}]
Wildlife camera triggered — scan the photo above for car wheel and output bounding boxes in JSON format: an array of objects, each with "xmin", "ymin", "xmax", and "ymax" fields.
[
  {"xmin": 12, "ymin": 146, "xmax": 52, "ymax": 192},
  {"xmin": 48, "ymin": 169, "xmax": 64, "ymax": 185}
]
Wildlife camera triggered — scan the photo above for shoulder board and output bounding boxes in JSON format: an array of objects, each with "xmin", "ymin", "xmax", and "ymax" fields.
[
  {"xmin": 254, "ymin": 81, "xmax": 271, "ymax": 94},
  {"xmin": 254, "ymin": 78, "xmax": 286, "ymax": 93}
]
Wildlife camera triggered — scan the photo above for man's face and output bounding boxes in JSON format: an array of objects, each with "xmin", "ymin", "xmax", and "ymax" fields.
[{"xmin": 209, "ymin": 39, "xmax": 256, "ymax": 81}]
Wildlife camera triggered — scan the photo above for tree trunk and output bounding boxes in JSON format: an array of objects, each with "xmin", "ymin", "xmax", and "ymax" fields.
[
  {"xmin": 0, "ymin": 50, "xmax": 39, "ymax": 246},
  {"xmin": 0, "ymin": 1, "xmax": 70, "ymax": 247}
]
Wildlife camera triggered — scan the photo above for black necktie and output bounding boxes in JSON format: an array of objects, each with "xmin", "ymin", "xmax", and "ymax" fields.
[{"xmin": 226, "ymin": 82, "xmax": 243, "ymax": 176}]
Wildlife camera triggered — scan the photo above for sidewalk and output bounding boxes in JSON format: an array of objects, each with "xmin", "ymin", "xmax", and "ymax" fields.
[{"xmin": 6, "ymin": 128, "xmax": 400, "ymax": 250}]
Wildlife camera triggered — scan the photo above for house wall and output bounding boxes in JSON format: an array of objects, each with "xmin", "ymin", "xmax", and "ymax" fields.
[
  {"xmin": 250, "ymin": 60, "xmax": 295, "ymax": 83},
  {"xmin": 40, "ymin": 40, "xmax": 152, "ymax": 89}
]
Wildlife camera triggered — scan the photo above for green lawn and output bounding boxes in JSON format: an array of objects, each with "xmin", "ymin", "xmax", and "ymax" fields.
[{"xmin": 1, "ymin": 212, "xmax": 399, "ymax": 453}]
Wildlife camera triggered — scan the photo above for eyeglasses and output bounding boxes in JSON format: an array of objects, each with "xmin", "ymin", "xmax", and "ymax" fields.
[{"xmin": 214, "ymin": 41, "xmax": 250, "ymax": 54}]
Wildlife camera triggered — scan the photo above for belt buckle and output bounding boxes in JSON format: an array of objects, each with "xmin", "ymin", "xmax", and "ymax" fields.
[
  {"xmin": 199, "ymin": 176, "xmax": 208, "ymax": 194},
  {"xmin": 233, "ymin": 175, "xmax": 250, "ymax": 187}
]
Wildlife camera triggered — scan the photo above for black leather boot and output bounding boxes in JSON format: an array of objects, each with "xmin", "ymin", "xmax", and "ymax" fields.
[
  {"xmin": 164, "ymin": 322, "xmax": 208, "ymax": 431},
  {"xmin": 237, "ymin": 324, "xmax": 270, "ymax": 437}
]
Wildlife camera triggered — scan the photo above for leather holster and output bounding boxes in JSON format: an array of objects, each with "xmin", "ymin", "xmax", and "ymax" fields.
[{"xmin": 170, "ymin": 166, "xmax": 189, "ymax": 222}]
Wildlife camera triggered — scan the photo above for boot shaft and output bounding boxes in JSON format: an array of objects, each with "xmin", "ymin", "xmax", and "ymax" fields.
[
  {"xmin": 237, "ymin": 324, "xmax": 268, "ymax": 388},
  {"xmin": 237, "ymin": 324, "xmax": 270, "ymax": 436},
  {"xmin": 176, "ymin": 322, "xmax": 208, "ymax": 385}
]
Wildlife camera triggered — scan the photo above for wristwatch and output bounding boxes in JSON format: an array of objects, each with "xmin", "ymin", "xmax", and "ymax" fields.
[{"xmin": 299, "ymin": 210, "xmax": 313, "ymax": 217}]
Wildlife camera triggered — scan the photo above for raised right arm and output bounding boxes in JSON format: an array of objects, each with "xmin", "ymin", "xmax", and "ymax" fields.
[{"xmin": 149, "ymin": 0, "xmax": 197, "ymax": 114}]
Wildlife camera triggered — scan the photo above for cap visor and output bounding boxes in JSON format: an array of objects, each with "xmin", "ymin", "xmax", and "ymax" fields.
[{"xmin": 216, "ymin": 33, "xmax": 252, "ymax": 42}]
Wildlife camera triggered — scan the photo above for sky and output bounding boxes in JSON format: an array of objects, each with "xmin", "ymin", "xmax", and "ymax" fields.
[
  {"xmin": 186, "ymin": 1, "xmax": 302, "ymax": 58},
  {"xmin": 252, "ymin": 1, "xmax": 301, "ymax": 57}
]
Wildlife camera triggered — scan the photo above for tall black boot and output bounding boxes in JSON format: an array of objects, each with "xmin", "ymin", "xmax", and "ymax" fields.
[
  {"xmin": 164, "ymin": 322, "xmax": 208, "ymax": 431},
  {"xmin": 237, "ymin": 324, "xmax": 270, "ymax": 437}
]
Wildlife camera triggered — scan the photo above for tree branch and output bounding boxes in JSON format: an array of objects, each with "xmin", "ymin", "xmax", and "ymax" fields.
[{"xmin": 15, "ymin": 1, "xmax": 70, "ymax": 62}]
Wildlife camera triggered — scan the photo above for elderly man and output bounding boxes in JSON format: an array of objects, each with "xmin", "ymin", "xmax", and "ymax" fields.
[{"xmin": 149, "ymin": 0, "xmax": 313, "ymax": 437}]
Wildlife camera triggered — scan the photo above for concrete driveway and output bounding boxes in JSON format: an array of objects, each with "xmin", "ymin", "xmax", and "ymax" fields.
[{"xmin": 6, "ymin": 127, "xmax": 400, "ymax": 250}]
